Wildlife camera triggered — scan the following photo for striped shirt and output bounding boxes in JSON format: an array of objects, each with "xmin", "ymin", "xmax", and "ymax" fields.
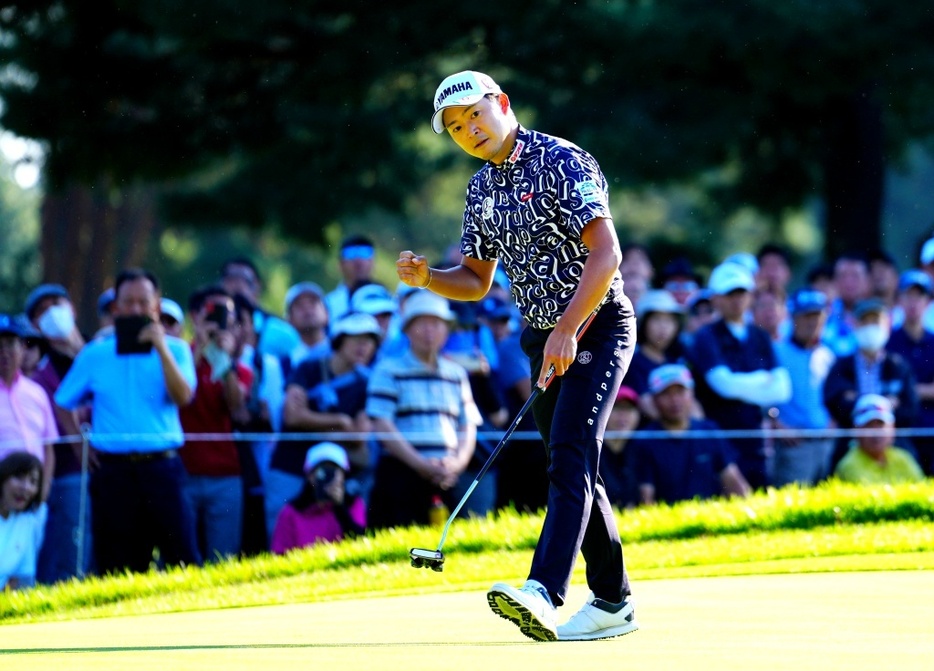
[{"xmin": 366, "ymin": 350, "xmax": 482, "ymax": 457}]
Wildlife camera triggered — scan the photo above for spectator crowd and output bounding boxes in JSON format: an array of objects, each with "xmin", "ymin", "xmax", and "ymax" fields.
[{"xmin": 2, "ymin": 233, "xmax": 933, "ymax": 590}]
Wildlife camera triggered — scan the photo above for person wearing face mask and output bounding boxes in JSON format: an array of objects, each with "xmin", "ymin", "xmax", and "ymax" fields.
[
  {"xmin": 823, "ymin": 297, "xmax": 919, "ymax": 473},
  {"xmin": 23, "ymin": 283, "xmax": 92, "ymax": 584}
]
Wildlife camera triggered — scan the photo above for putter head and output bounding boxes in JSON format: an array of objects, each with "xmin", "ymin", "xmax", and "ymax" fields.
[{"xmin": 409, "ymin": 547, "xmax": 445, "ymax": 572}]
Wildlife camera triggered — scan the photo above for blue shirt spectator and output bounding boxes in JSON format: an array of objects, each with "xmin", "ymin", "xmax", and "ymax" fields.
[
  {"xmin": 772, "ymin": 289, "xmax": 836, "ymax": 486},
  {"xmin": 822, "ymin": 254, "xmax": 872, "ymax": 357},
  {"xmin": 56, "ymin": 333, "xmax": 196, "ymax": 451},
  {"xmin": 688, "ymin": 263, "xmax": 791, "ymax": 489},
  {"xmin": 54, "ymin": 269, "xmax": 201, "ymax": 575}
]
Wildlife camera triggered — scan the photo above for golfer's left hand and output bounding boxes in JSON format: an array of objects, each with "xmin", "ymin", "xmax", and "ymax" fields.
[{"xmin": 538, "ymin": 328, "xmax": 578, "ymax": 388}]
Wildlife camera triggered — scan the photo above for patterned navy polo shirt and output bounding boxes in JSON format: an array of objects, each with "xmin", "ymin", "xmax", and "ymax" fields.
[{"xmin": 460, "ymin": 126, "xmax": 623, "ymax": 330}]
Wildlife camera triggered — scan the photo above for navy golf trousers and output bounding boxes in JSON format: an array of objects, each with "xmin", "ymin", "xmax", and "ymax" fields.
[{"xmin": 520, "ymin": 293, "xmax": 635, "ymax": 607}]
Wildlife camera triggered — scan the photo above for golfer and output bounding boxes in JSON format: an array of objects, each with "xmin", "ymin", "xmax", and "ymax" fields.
[{"xmin": 397, "ymin": 70, "xmax": 638, "ymax": 642}]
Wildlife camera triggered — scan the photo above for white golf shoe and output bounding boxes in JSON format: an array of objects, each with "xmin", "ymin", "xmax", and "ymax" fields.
[
  {"xmin": 487, "ymin": 579, "xmax": 558, "ymax": 642},
  {"xmin": 557, "ymin": 592, "xmax": 639, "ymax": 641}
]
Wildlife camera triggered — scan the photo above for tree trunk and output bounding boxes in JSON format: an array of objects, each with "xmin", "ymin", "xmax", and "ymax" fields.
[
  {"xmin": 822, "ymin": 88, "xmax": 885, "ymax": 261},
  {"xmin": 39, "ymin": 180, "xmax": 160, "ymax": 334}
]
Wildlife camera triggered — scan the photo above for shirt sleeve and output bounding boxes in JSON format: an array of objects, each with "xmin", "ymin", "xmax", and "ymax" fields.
[
  {"xmin": 37, "ymin": 388, "xmax": 59, "ymax": 441},
  {"xmin": 54, "ymin": 346, "xmax": 93, "ymax": 410},
  {"xmin": 169, "ymin": 338, "xmax": 198, "ymax": 392},
  {"xmin": 705, "ymin": 366, "xmax": 792, "ymax": 407},
  {"xmin": 555, "ymin": 146, "xmax": 613, "ymax": 238},
  {"xmin": 460, "ymin": 176, "xmax": 499, "ymax": 262}
]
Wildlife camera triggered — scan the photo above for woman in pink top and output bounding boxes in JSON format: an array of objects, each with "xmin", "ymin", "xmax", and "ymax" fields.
[{"xmin": 270, "ymin": 442, "xmax": 366, "ymax": 554}]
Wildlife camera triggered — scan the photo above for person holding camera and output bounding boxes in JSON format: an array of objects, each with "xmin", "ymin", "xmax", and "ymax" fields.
[
  {"xmin": 269, "ymin": 442, "xmax": 365, "ymax": 554},
  {"xmin": 178, "ymin": 285, "xmax": 254, "ymax": 562},
  {"xmin": 270, "ymin": 313, "xmax": 380, "ymax": 535},
  {"xmin": 54, "ymin": 268, "xmax": 201, "ymax": 575}
]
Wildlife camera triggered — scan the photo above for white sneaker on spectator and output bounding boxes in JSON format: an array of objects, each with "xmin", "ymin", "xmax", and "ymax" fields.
[
  {"xmin": 557, "ymin": 592, "xmax": 638, "ymax": 641},
  {"xmin": 487, "ymin": 579, "xmax": 558, "ymax": 642}
]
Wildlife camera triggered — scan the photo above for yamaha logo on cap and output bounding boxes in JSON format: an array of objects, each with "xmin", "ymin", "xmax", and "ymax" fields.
[{"xmin": 435, "ymin": 78, "xmax": 479, "ymax": 110}]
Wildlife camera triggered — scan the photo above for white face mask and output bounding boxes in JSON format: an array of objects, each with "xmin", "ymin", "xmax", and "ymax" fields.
[
  {"xmin": 37, "ymin": 304, "xmax": 75, "ymax": 340},
  {"xmin": 855, "ymin": 324, "xmax": 888, "ymax": 353}
]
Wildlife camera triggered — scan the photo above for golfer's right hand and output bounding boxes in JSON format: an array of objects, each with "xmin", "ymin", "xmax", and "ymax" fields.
[{"xmin": 397, "ymin": 250, "xmax": 430, "ymax": 288}]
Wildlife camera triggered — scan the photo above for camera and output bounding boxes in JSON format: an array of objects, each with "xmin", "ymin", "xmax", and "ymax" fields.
[
  {"xmin": 204, "ymin": 298, "xmax": 231, "ymax": 330},
  {"xmin": 313, "ymin": 464, "xmax": 340, "ymax": 488},
  {"xmin": 114, "ymin": 315, "xmax": 154, "ymax": 355}
]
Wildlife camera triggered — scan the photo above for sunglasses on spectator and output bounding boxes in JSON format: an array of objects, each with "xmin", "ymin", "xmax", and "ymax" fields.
[
  {"xmin": 341, "ymin": 245, "xmax": 375, "ymax": 261},
  {"xmin": 24, "ymin": 338, "xmax": 43, "ymax": 348},
  {"xmin": 160, "ymin": 316, "xmax": 179, "ymax": 328}
]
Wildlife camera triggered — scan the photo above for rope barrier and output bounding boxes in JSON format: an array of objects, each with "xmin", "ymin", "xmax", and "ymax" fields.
[{"xmin": 4, "ymin": 426, "xmax": 930, "ymax": 452}]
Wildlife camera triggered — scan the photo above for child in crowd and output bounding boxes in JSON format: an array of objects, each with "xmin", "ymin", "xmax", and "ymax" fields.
[
  {"xmin": 270, "ymin": 442, "xmax": 366, "ymax": 554},
  {"xmin": 0, "ymin": 451, "xmax": 47, "ymax": 590}
]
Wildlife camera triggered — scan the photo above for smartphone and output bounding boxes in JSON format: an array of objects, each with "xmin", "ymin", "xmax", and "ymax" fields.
[
  {"xmin": 204, "ymin": 298, "xmax": 230, "ymax": 330},
  {"xmin": 115, "ymin": 315, "xmax": 154, "ymax": 355}
]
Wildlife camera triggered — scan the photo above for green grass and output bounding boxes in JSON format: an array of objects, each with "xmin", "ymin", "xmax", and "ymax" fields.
[{"xmin": 2, "ymin": 480, "xmax": 932, "ymax": 624}]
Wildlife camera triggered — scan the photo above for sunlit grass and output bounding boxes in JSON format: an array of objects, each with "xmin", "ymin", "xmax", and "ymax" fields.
[{"xmin": 1, "ymin": 480, "xmax": 931, "ymax": 624}]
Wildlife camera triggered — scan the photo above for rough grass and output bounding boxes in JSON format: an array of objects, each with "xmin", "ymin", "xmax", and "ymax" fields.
[{"xmin": 2, "ymin": 480, "xmax": 931, "ymax": 624}]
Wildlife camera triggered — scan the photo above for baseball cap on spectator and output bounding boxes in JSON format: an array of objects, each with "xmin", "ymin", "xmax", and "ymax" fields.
[
  {"xmin": 24, "ymin": 283, "xmax": 69, "ymax": 319},
  {"xmin": 789, "ymin": 289, "xmax": 829, "ymax": 315},
  {"xmin": 331, "ymin": 312, "xmax": 381, "ymax": 347},
  {"xmin": 707, "ymin": 263, "xmax": 755, "ymax": 295},
  {"xmin": 898, "ymin": 269, "xmax": 933, "ymax": 296},
  {"xmin": 401, "ymin": 290, "xmax": 455, "ymax": 330},
  {"xmin": 920, "ymin": 237, "xmax": 934, "ymax": 266},
  {"xmin": 431, "ymin": 70, "xmax": 503, "ymax": 134},
  {"xmin": 648, "ymin": 363, "xmax": 694, "ymax": 395},
  {"xmin": 284, "ymin": 281, "xmax": 325, "ymax": 314},
  {"xmin": 350, "ymin": 283, "xmax": 396, "ymax": 317},
  {"xmin": 97, "ymin": 288, "xmax": 116, "ymax": 315},
  {"xmin": 852, "ymin": 297, "xmax": 887, "ymax": 320},
  {"xmin": 0, "ymin": 314, "xmax": 26, "ymax": 338},
  {"xmin": 724, "ymin": 252, "xmax": 759, "ymax": 276},
  {"xmin": 160, "ymin": 298, "xmax": 185, "ymax": 326},
  {"xmin": 852, "ymin": 393, "xmax": 895, "ymax": 427},
  {"xmin": 636, "ymin": 289, "xmax": 684, "ymax": 320},
  {"xmin": 303, "ymin": 442, "xmax": 350, "ymax": 475},
  {"xmin": 615, "ymin": 385, "xmax": 639, "ymax": 406}
]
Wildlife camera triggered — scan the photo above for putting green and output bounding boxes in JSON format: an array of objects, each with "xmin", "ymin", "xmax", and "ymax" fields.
[{"xmin": 2, "ymin": 571, "xmax": 931, "ymax": 670}]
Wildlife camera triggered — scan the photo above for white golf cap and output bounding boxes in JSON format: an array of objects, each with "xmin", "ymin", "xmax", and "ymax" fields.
[
  {"xmin": 331, "ymin": 312, "xmax": 381, "ymax": 341},
  {"xmin": 636, "ymin": 289, "xmax": 684, "ymax": 320},
  {"xmin": 401, "ymin": 290, "xmax": 455, "ymax": 330},
  {"xmin": 160, "ymin": 298, "xmax": 185, "ymax": 325},
  {"xmin": 921, "ymin": 237, "xmax": 934, "ymax": 266},
  {"xmin": 350, "ymin": 283, "xmax": 396, "ymax": 317},
  {"xmin": 707, "ymin": 262, "xmax": 756, "ymax": 296},
  {"xmin": 303, "ymin": 442, "xmax": 350, "ymax": 474},
  {"xmin": 431, "ymin": 70, "xmax": 502, "ymax": 134},
  {"xmin": 852, "ymin": 393, "xmax": 895, "ymax": 427}
]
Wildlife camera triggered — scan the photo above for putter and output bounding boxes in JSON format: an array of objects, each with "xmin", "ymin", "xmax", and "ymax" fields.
[{"xmin": 410, "ymin": 308, "xmax": 600, "ymax": 572}]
